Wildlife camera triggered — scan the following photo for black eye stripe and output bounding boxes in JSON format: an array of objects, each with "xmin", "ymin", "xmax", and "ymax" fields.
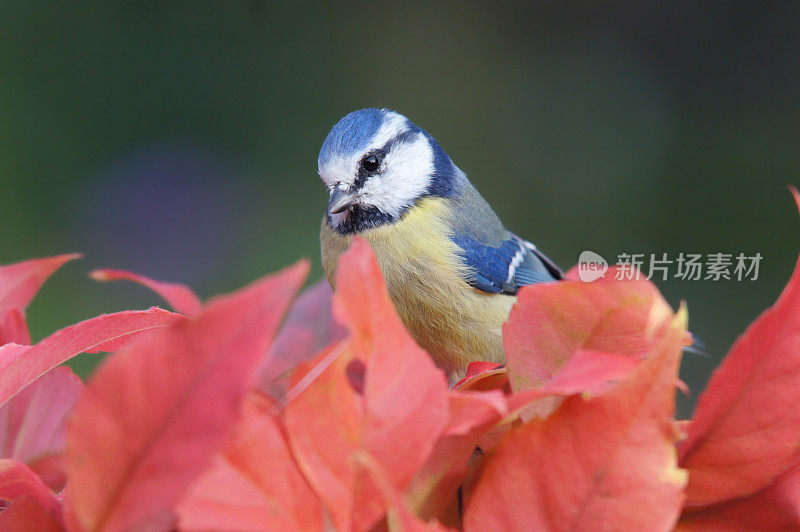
[
  {"xmin": 355, "ymin": 130, "xmax": 418, "ymax": 178},
  {"xmin": 354, "ymin": 149, "xmax": 385, "ymax": 188},
  {"xmin": 352, "ymin": 130, "xmax": 421, "ymax": 189},
  {"xmin": 380, "ymin": 129, "xmax": 418, "ymax": 152}
]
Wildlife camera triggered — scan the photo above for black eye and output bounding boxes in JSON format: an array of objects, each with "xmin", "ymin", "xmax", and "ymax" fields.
[{"xmin": 361, "ymin": 154, "xmax": 380, "ymax": 173}]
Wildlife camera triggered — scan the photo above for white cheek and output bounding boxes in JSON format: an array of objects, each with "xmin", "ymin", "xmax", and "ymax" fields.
[{"xmin": 360, "ymin": 136, "xmax": 434, "ymax": 216}]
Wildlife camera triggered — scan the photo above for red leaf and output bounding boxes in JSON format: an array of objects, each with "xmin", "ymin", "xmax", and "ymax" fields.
[
  {"xmin": 677, "ymin": 459, "xmax": 800, "ymax": 530},
  {"xmin": 279, "ymin": 344, "xmax": 360, "ymax": 514},
  {"xmin": 504, "ymin": 271, "xmax": 678, "ymax": 416},
  {"xmin": 27, "ymin": 454, "xmax": 68, "ymax": 494},
  {"xmin": 679, "ymin": 253, "xmax": 800, "ymax": 505},
  {"xmin": 0, "ymin": 308, "xmax": 180, "ymax": 408},
  {"xmin": 282, "ymin": 238, "xmax": 449, "ymax": 531},
  {"xmin": 790, "ymin": 184, "xmax": 800, "ymax": 212},
  {"xmin": 257, "ymin": 278, "xmax": 347, "ymax": 398},
  {"xmin": 463, "ymin": 361, "xmax": 504, "ymax": 380},
  {"xmin": 0, "ymin": 459, "xmax": 62, "ymax": 518},
  {"xmin": 506, "ymin": 349, "xmax": 641, "ymax": 413},
  {"xmin": 537, "ymin": 349, "xmax": 638, "ymax": 395},
  {"xmin": 0, "ymin": 495, "xmax": 64, "ymax": 532},
  {"xmin": 460, "ymin": 351, "xmax": 645, "ymax": 456},
  {"xmin": 505, "ymin": 270, "xmax": 676, "ymax": 388},
  {"xmin": 0, "ymin": 366, "xmax": 83, "ymax": 466},
  {"xmin": 177, "ymin": 393, "xmax": 324, "ymax": 530},
  {"xmin": 64, "ymin": 261, "xmax": 308, "ymax": 531},
  {"xmin": 465, "ymin": 309, "xmax": 688, "ymax": 531},
  {"xmin": 450, "ymin": 363, "xmax": 510, "ymax": 393},
  {"xmin": 177, "ymin": 456, "xmax": 277, "ymax": 531},
  {"xmin": 0, "ymin": 254, "xmax": 79, "ymax": 347},
  {"xmin": 89, "ymin": 268, "xmax": 202, "ymax": 316},
  {"xmin": 405, "ymin": 390, "xmax": 507, "ymax": 522},
  {"xmin": 0, "ymin": 254, "xmax": 80, "ymax": 315},
  {"xmin": 356, "ymin": 451, "xmax": 454, "ymax": 532},
  {"xmin": 0, "ymin": 309, "xmax": 30, "ymax": 346}
]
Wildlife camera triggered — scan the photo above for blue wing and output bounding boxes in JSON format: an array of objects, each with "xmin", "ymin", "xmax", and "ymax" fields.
[{"xmin": 452, "ymin": 234, "xmax": 563, "ymax": 295}]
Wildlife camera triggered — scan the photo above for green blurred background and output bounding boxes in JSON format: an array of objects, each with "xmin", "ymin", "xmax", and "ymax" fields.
[{"xmin": 2, "ymin": 2, "xmax": 799, "ymax": 416}]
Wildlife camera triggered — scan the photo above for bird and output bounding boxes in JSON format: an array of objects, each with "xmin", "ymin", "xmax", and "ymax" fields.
[{"xmin": 318, "ymin": 108, "xmax": 563, "ymax": 382}]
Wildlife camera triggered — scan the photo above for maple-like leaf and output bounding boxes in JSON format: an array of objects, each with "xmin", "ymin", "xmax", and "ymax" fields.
[
  {"xmin": 404, "ymin": 390, "xmax": 507, "ymax": 523},
  {"xmin": 505, "ymin": 349, "xmax": 641, "ymax": 413},
  {"xmin": 679, "ymin": 222, "xmax": 800, "ymax": 503},
  {"xmin": 504, "ymin": 268, "xmax": 679, "ymax": 416},
  {"xmin": 0, "ymin": 459, "xmax": 63, "ymax": 525},
  {"xmin": 0, "ymin": 308, "xmax": 180, "ymax": 408},
  {"xmin": 356, "ymin": 450, "xmax": 455, "ymax": 532},
  {"xmin": 282, "ymin": 238, "xmax": 450, "ymax": 531},
  {"xmin": 504, "ymin": 265, "xmax": 678, "ymax": 384},
  {"xmin": 63, "ymin": 261, "xmax": 308, "ymax": 531},
  {"xmin": 177, "ymin": 393, "xmax": 324, "ymax": 530},
  {"xmin": 465, "ymin": 309, "xmax": 689, "ymax": 531},
  {"xmin": 257, "ymin": 278, "xmax": 346, "ymax": 399},
  {"xmin": 0, "ymin": 254, "xmax": 80, "ymax": 345},
  {"xmin": 0, "ymin": 310, "xmax": 31, "ymax": 346},
  {"xmin": 89, "ymin": 268, "xmax": 202, "ymax": 316},
  {"xmin": 0, "ymin": 366, "xmax": 83, "ymax": 493},
  {"xmin": 0, "ymin": 495, "xmax": 65, "ymax": 532},
  {"xmin": 677, "ymin": 458, "xmax": 800, "ymax": 530},
  {"xmin": 26, "ymin": 454, "xmax": 68, "ymax": 496},
  {"xmin": 0, "ymin": 254, "xmax": 80, "ymax": 316},
  {"xmin": 457, "ymin": 350, "xmax": 647, "ymax": 457},
  {"xmin": 450, "ymin": 362, "xmax": 509, "ymax": 393}
]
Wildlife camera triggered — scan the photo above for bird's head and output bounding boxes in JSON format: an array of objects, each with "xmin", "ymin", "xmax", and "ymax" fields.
[{"xmin": 318, "ymin": 108, "xmax": 458, "ymax": 234}]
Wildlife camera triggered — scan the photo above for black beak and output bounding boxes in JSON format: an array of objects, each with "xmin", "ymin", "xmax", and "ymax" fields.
[{"xmin": 328, "ymin": 186, "xmax": 358, "ymax": 214}]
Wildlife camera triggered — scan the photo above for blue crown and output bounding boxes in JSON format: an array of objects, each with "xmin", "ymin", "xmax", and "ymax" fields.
[{"xmin": 318, "ymin": 108, "xmax": 391, "ymax": 167}]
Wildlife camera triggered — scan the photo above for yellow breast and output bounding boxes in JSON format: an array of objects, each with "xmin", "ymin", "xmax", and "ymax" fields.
[{"xmin": 320, "ymin": 197, "xmax": 515, "ymax": 380}]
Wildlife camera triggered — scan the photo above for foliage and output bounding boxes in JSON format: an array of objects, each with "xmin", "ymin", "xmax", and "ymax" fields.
[{"xmin": 2, "ymin": 201, "xmax": 800, "ymax": 530}]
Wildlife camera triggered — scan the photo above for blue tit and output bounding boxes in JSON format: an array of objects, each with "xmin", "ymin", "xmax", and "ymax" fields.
[{"xmin": 318, "ymin": 108, "xmax": 563, "ymax": 382}]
